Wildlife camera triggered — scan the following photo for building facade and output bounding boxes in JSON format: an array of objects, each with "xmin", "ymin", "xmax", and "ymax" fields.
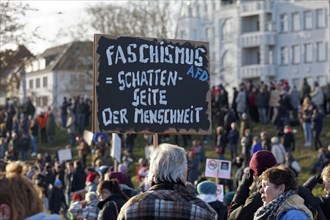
[
  {"xmin": 19, "ymin": 41, "xmax": 93, "ymax": 121},
  {"xmin": 176, "ymin": 0, "xmax": 330, "ymax": 92}
]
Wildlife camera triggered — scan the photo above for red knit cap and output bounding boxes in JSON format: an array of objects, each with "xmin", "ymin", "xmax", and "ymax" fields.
[
  {"xmin": 249, "ymin": 150, "xmax": 277, "ymax": 176},
  {"xmin": 86, "ymin": 172, "xmax": 98, "ymax": 183}
]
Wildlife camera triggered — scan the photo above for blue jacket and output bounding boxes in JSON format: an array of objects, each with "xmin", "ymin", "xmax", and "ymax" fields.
[{"xmin": 277, "ymin": 209, "xmax": 310, "ymax": 220}]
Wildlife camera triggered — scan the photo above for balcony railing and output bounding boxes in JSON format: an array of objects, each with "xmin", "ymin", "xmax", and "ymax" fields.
[
  {"xmin": 240, "ymin": 32, "xmax": 275, "ymax": 48},
  {"xmin": 240, "ymin": 1, "xmax": 273, "ymax": 15},
  {"xmin": 240, "ymin": 64, "xmax": 276, "ymax": 79}
]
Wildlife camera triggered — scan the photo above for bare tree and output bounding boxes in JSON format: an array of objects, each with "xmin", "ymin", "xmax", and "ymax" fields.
[
  {"xmin": 0, "ymin": 0, "xmax": 40, "ymax": 47},
  {"xmin": 59, "ymin": 1, "xmax": 178, "ymax": 41}
]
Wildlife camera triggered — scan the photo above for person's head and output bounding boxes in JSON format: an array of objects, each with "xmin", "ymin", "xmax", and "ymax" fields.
[
  {"xmin": 118, "ymin": 163, "xmax": 128, "ymax": 174},
  {"xmin": 249, "ymin": 150, "xmax": 277, "ymax": 177},
  {"xmin": 97, "ymin": 179, "xmax": 127, "ymax": 201},
  {"xmin": 86, "ymin": 171, "xmax": 99, "ymax": 184},
  {"xmin": 321, "ymin": 164, "xmax": 330, "ymax": 194},
  {"xmin": 271, "ymin": 136, "xmax": 279, "ymax": 145},
  {"xmin": 85, "ymin": 192, "xmax": 98, "ymax": 203},
  {"xmin": 197, "ymin": 181, "xmax": 217, "ymax": 195},
  {"xmin": 231, "ymin": 122, "xmax": 236, "ymax": 130},
  {"xmin": 148, "ymin": 143, "xmax": 187, "ymax": 185},
  {"xmin": 260, "ymin": 131, "xmax": 267, "ymax": 140},
  {"xmin": 216, "ymin": 126, "xmax": 224, "ymax": 135},
  {"xmin": 244, "ymin": 127, "xmax": 251, "ymax": 136},
  {"xmin": 253, "ymin": 136, "xmax": 259, "ymax": 144},
  {"xmin": 259, "ymin": 165, "xmax": 298, "ymax": 205},
  {"xmin": 54, "ymin": 179, "xmax": 63, "ymax": 188},
  {"xmin": 303, "ymin": 96, "xmax": 311, "ymax": 107},
  {"xmin": 0, "ymin": 161, "xmax": 44, "ymax": 220}
]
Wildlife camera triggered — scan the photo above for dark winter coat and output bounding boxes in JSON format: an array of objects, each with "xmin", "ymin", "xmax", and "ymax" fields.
[
  {"xmin": 49, "ymin": 187, "xmax": 67, "ymax": 214},
  {"xmin": 256, "ymin": 92, "xmax": 269, "ymax": 108},
  {"xmin": 303, "ymin": 175, "xmax": 329, "ymax": 220},
  {"xmin": 97, "ymin": 193, "xmax": 127, "ymax": 220},
  {"xmin": 71, "ymin": 165, "xmax": 86, "ymax": 192},
  {"xmin": 208, "ymin": 200, "xmax": 228, "ymax": 220}
]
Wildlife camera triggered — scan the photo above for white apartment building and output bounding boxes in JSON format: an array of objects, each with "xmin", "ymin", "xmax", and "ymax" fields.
[{"xmin": 176, "ymin": 0, "xmax": 330, "ymax": 92}]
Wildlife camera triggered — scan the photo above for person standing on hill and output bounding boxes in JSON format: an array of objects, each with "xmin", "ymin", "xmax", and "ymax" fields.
[
  {"xmin": 61, "ymin": 97, "xmax": 69, "ymax": 129},
  {"xmin": 310, "ymin": 81, "xmax": 324, "ymax": 113},
  {"xmin": 46, "ymin": 107, "xmax": 56, "ymax": 145},
  {"xmin": 66, "ymin": 109, "xmax": 76, "ymax": 147},
  {"xmin": 299, "ymin": 97, "xmax": 314, "ymax": 147},
  {"xmin": 30, "ymin": 116, "xmax": 39, "ymax": 157},
  {"xmin": 236, "ymin": 83, "xmax": 247, "ymax": 120},
  {"xmin": 37, "ymin": 111, "xmax": 48, "ymax": 144},
  {"xmin": 300, "ymin": 77, "xmax": 311, "ymax": 103}
]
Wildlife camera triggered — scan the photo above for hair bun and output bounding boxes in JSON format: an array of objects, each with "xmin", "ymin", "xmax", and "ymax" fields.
[{"xmin": 6, "ymin": 161, "xmax": 25, "ymax": 175}]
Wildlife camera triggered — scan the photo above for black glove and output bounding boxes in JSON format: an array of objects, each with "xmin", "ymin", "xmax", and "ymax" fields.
[
  {"xmin": 231, "ymin": 168, "xmax": 254, "ymax": 206},
  {"xmin": 242, "ymin": 168, "xmax": 254, "ymax": 187},
  {"xmin": 303, "ymin": 174, "xmax": 321, "ymax": 190}
]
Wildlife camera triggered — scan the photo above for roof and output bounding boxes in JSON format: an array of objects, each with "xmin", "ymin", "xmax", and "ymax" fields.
[
  {"xmin": 0, "ymin": 45, "xmax": 34, "ymax": 76},
  {"xmin": 33, "ymin": 41, "xmax": 93, "ymax": 73}
]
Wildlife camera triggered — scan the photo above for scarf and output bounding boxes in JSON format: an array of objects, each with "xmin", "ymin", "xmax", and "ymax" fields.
[{"xmin": 254, "ymin": 190, "xmax": 295, "ymax": 220}]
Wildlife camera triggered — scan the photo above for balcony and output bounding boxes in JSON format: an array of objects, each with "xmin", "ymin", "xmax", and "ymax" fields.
[
  {"xmin": 240, "ymin": 1, "xmax": 273, "ymax": 16},
  {"xmin": 240, "ymin": 64, "xmax": 276, "ymax": 79},
  {"xmin": 240, "ymin": 32, "xmax": 275, "ymax": 48}
]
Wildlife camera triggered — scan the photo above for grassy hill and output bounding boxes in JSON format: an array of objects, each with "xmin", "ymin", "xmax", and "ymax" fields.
[{"xmin": 39, "ymin": 115, "xmax": 330, "ymax": 196}]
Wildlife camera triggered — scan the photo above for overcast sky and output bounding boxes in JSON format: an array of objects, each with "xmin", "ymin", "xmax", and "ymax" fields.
[
  {"xmin": 13, "ymin": 0, "xmax": 180, "ymax": 54},
  {"xmin": 22, "ymin": 0, "xmax": 92, "ymax": 54}
]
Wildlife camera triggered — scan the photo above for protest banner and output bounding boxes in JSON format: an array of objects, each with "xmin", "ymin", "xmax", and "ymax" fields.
[
  {"xmin": 83, "ymin": 130, "xmax": 94, "ymax": 146},
  {"xmin": 204, "ymin": 158, "xmax": 232, "ymax": 179},
  {"xmin": 58, "ymin": 149, "xmax": 72, "ymax": 163},
  {"xmin": 111, "ymin": 133, "xmax": 122, "ymax": 163},
  {"xmin": 93, "ymin": 35, "xmax": 211, "ymax": 134}
]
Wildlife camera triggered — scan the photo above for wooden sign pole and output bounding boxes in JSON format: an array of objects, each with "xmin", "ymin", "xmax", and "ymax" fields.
[{"xmin": 153, "ymin": 133, "xmax": 158, "ymax": 147}]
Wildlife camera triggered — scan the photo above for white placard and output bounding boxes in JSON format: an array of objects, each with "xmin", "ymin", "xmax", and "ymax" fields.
[
  {"xmin": 111, "ymin": 133, "xmax": 121, "ymax": 162},
  {"xmin": 204, "ymin": 158, "xmax": 231, "ymax": 179},
  {"xmin": 58, "ymin": 149, "xmax": 72, "ymax": 163},
  {"xmin": 216, "ymin": 184, "xmax": 224, "ymax": 202},
  {"xmin": 83, "ymin": 130, "xmax": 94, "ymax": 146}
]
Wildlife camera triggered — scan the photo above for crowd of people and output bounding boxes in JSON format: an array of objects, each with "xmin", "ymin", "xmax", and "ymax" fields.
[
  {"xmin": 0, "ymin": 78, "xmax": 329, "ymax": 219},
  {"xmin": 0, "ymin": 144, "xmax": 329, "ymax": 220}
]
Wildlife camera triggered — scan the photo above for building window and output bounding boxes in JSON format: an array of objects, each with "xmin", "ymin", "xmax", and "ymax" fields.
[
  {"xmin": 292, "ymin": 45, "xmax": 300, "ymax": 64},
  {"xmin": 29, "ymin": 79, "xmax": 33, "ymax": 89},
  {"xmin": 280, "ymin": 46, "xmax": 289, "ymax": 65},
  {"xmin": 316, "ymin": 9, "xmax": 325, "ymax": 28},
  {"xmin": 304, "ymin": 43, "xmax": 313, "ymax": 63},
  {"xmin": 180, "ymin": 30, "xmax": 186, "ymax": 39},
  {"xmin": 42, "ymin": 76, "xmax": 47, "ymax": 87},
  {"xmin": 42, "ymin": 96, "xmax": 48, "ymax": 107},
  {"xmin": 268, "ymin": 47, "xmax": 273, "ymax": 64},
  {"xmin": 188, "ymin": 6, "xmax": 192, "ymax": 17},
  {"xmin": 196, "ymin": 6, "xmax": 200, "ymax": 16},
  {"xmin": 304, "ymin": 10, "xmax": 312, "ymax": 30},
  {"xmin": 316, "ymin": 42, "xmax": 326, "ymax": 61},
  {"xmin": 280, "ymin": 13, "xmax": 288, "ymax": 32},
  {"xmin": 36, "ymin": 78, "xmax": 40, "ymax": 88},
  {"xmin": 222, "ymin": 19, "xmax": 233, "ymax": 42},
  {"xmin": 36, "ymin": 96, "xmax": 48, "ymax": 107},
  {"xmin": 292, "ymin": 12, "xmax": 300, "ymax": 31}
]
